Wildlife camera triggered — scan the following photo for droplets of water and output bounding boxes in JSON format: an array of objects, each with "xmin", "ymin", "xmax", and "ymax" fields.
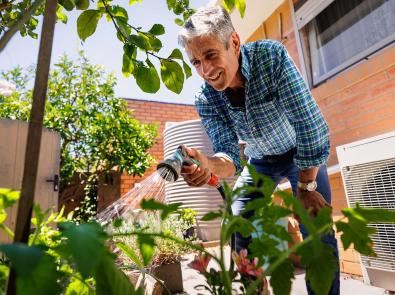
[{"xmin": 97, "ymin": 167, "xmax": 175, "ymax": 225}]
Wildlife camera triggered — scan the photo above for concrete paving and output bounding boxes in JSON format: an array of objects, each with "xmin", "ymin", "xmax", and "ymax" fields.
[{"xmin": 178, "ymin": 247, "xmax": 386, "ymax": 295}]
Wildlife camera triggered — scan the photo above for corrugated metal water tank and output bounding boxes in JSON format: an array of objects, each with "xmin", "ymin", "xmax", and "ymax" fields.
[{"xmin": 163, "ymin": 120, "xmax": 236, "ymax": 241}]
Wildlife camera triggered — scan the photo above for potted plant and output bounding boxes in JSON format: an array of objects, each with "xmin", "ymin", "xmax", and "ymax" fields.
[
  {"xmin": 110, "ymin": 210, "xmax": 193, "ymax": 293},
  {"xmin": 178, "ymin": 207, "xmax": 198, "ymax": 240}
]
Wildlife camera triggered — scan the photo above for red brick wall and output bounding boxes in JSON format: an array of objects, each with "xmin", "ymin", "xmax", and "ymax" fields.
[
  {"xmin": 120, "ymin": 99, "xmax": 199, "ymax": 195},
  {"xmin": 243, "ymin": 0, "xmax": 395, "ymax": 275}
]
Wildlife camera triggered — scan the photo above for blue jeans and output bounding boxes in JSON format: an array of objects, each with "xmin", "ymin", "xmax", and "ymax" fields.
[{"xmin": 232, "ymin": 148, "xmax": 340, "ymax": 295}]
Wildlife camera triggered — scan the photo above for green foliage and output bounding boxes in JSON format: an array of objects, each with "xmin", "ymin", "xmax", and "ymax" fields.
[
  {"xmin": 77, "ymin": 10, "xmax": 102, "ymax": 41},
  {"xmin": 0, "ymin": 54, "xmax": 157, "ymax": 219},
  {"xmin": 0, "ymin": 197, "xmax": 140, "ymax": 294},
  {"xmin": 178, "ymin": 207, "xmax": 197, "ymax": 228},
  {"xmin": 1, "ymin": 0, "xmax": 246, "ymax": 94}
]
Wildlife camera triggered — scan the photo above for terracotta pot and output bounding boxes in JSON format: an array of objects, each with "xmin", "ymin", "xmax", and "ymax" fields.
[{"xmin": 152, "ymin": 261, "xmax": 183, "ymax": 293}]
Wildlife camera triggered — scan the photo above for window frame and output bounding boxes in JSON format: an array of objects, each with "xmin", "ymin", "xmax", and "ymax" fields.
[{"xmin": 293, "ymin": 0, "xmax": 395, "ymax": 87}]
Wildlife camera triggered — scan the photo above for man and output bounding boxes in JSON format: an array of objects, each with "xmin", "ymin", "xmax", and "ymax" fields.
[{"xmin": 178, "ymin": 5, "xmax": 339, "ymax": 295}]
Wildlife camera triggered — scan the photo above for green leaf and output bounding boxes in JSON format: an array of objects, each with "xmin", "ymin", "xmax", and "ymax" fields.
[
  {"xmin": 140, "ymin": 199, "xmax": 182, "ymax": 220},
  {"xmin": 116, "ymin": 242, "xmax": 143, "ymax": 268},
  {"xmin": 62, "ymin": 222, "xmax": 106, "ymax": 278},
  {"xmin": 174, "ymin": 18, "xmax": 184, "ymax": 26},
  {"xmin": 0, "ymin": 244, "xmax": 61, "ymax": 295},
  {"xmin": 137, "ymin": 234, "xmax": 155, "ymax": 266},
  {"xmin": 65, "ymin": 278, "xmax": 91, "ymax": 295},
  {"xmin": 129, "ymin": 0, "xmax": 142, "ymax": 5},
  {"xmin": 168, "ymin": 48, "xmax": 183, "ymax": 60},
  {"xmin": 134, "ymin": 62, "xmax": 160, "ymax": 93},
  {"xmin": 201, "ymin": 211, "xmax": 222, "ymax": 221},
  {"xmin": 77, "ymin": 10, "xmax": 102, "ymax": 41},
  {"xmin": 95, "ymin": 254, "xmax": 136, "ymax": 295},
  {"xmin": 59, "ymin": 0, "xmax": 75, "ymax": 11},
  {"xmin": 344, "ymin": 204, "xmax": 395, "ymax": 223},
  {"xmin": 75, "ymin": 0, "xmax": 89, "ymax": 10},
  {"xmin": 56, "ymin": 6, "xmax": 68, "ymax": 23},
  {"xmin": 235, "ymin": 0, "xmax": 246, "ymax": 18},
  {"xmin": 299, "ymin": 243, "xmax": 338, "ymax": 295},
  {"xmin": 148, "ymin": 36, "xmax": 162, "ymax": 52},
  {"xmin": 129, "ymin": 34, "xmax": 151, "ymax": 50},
  {"xmin": 335, "ymin": 220, "xmax": 376, "ymax": 255},
  {"xmin": 148, "ymin": 24, "xmax": 165, "ymax": 35},
  {"xmin": 112, "ymin": 5, "xmax": 128, "ymax": 21},
  {"xmin": 225, "ymin": 216, "xmax": 254, "ymax": 240},
  {"xmin": 0, "ymin": 188, "xmax": 20, "ymax": 209},
  {"xmin": 270, "ymin": 259, "xmax": 294, "ymax": 295},
  {"xmin": 183, "ymin": 61, "xmax": 192, "ymax": 79},
  {"xmin": 166, "ymin": 0, "xmax": 176, "ymax": 10},
  {"xmin": 222, "ymin": 0, "xmax": 235, "ymax": 12},
  {"xmin": 160, "ymin": 59, "xmax": 184, "ymax": 94}
]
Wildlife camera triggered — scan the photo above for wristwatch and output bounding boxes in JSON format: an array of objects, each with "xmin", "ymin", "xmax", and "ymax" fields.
[{"xmin": 297, "ymin": 180, "xmax": 317, "ymax": 192}]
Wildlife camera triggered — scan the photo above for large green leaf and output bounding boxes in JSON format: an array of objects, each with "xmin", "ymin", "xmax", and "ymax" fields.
[
  {"xmin": 0, "ymin": 244, "xmax": 61, "ymax": 295},
  {"xmin": 129, "ymin": 34, "xmax": 151, "ymax": 51},
  {"xmin": 148, "ymin": 24, "xmax": 165, "ymax": 35},
  {"xmin": 77, "ymin": 10, "xmax": 102, "ymax": 41},
  {"xmin": 133, "ymin": 62, "xmax": 160, "ymax": 93},
  {"xmin": 300, "ymin": 243, "xmax": 338, "ymax": 295},
  {"xmin": 95, "ymin": 255, "xmax": 136, "ymax": 295},
  {"xmin": 160, "ymin": 59, "xmax": 184, "ymax": 94},
  {"xmin": 335, "ymin": 220, "xmax": 376, "ymax": 255},
  {"xmin": 343, "ymin": 204, "xmax": 395, "ymax": 223},
  {"xmin": 62, "ymin": 222, "xmax": 106, "ymax": 278},
  {"xmin": 270, "ymin": 259, "xmax": 294, "ymax": 295}
]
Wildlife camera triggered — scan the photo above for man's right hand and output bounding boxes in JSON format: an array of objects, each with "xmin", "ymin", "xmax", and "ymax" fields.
[{"xmin": 180, "ymin": 146, "xmax": 211, "ymax": 187}]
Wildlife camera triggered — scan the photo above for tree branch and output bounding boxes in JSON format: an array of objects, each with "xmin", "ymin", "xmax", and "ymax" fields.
[{"xmin": 0, "ymin": 0, "xmax": 44, "ymax": 53}]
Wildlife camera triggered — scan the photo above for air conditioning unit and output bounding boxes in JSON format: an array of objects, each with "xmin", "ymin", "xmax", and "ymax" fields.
[{"xmin": 336, "ymin": 131, "xmax": 395, "ymax": 292}]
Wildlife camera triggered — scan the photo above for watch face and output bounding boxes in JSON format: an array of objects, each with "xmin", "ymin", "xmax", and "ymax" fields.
[{"xmin": 306, "ymin": 181, "xmax": 317, "ymax": 191}]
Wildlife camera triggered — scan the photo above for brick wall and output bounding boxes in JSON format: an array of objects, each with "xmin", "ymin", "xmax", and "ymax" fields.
[
  {"xmin": 243, "ymin": 0, "xmax": 395, "ymax": 275},
  {"xmin": 120, "ymin": 99, "xmax": 199, "ymax": 195}
]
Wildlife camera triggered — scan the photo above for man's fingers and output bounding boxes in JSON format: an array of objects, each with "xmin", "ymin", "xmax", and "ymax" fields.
[{"xmin": 181, "ymin": 164, "xmax": 198, "ymax": 174}]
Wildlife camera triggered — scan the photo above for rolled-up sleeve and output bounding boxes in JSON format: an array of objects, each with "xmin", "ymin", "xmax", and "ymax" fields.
[
  {"xmin": 195, "ymin": 93, "xmax": 241, "ymax": 174},
  {"xmin": 272, "ymin": 42, "xmax": 330, "ymax": 169}
]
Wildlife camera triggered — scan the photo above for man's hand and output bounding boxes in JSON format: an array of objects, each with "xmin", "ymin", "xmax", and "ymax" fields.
[
  {"xmin": 297, "ymin": 188, "xmax": 331, "ymax": 219},
  {"xmin": 180, "ymin": 146, "xmax": 211, "ymax": 187}
]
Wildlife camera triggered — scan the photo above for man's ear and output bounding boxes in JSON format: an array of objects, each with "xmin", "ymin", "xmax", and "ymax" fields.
[{"xmin": 230, "ymin": 32, "xmax": 241, "ymax": 54}]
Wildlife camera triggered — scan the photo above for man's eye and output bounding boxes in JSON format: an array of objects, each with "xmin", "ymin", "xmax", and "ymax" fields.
[
  {"xmin": 206, "ymin": 53, "xmax": 216, "ymax": 59},
  {"xmin": 192, "ymin": 60, "xmax": 200, "ymax": 66}
]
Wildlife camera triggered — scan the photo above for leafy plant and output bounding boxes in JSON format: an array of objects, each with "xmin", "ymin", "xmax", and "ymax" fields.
[
  {"xmin": 0, "ymin": 188, "xmax": 143, "ymax": 295},
  {"xmin": 1, "ymin": 0, "xmax": 247, "ymax": 93},
  {"xmin": 178, "ymin": 207, "xmax": 197, "ymax": 228},
  {"xmin": 0, "ymin": 54, "xmax": 157, "ymax": 220}
]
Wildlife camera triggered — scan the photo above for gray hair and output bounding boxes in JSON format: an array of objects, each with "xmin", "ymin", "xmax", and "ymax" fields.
[{"xmin": 178, "ymin": 6, "xmax": 235, "ymax": 49}]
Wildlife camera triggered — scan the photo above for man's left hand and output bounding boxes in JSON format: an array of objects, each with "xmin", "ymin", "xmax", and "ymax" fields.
[{"xmin": 297, "ymin": 188, "xmax": 331, "ymax": 218}]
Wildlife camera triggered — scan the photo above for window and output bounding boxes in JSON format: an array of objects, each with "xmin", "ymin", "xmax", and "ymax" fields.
[{"xmin": 297, "ymin": 0, "xmax": 395, "ymax": 85}]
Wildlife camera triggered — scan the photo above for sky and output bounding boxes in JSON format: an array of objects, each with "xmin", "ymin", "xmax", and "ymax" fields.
[{"xmin": 0, "ymin": 0, "xmax": 206, "ymax": 105}]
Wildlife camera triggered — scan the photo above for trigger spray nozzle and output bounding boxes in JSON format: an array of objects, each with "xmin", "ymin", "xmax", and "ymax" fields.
[{"xmin": 157, "ymin": 145, "xmax": 220, "ymax": 188}]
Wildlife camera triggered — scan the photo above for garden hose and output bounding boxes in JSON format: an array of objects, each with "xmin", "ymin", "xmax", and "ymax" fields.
[{"xmin": 157, "ymin": 145, "xmax": 236, "ymax": 271}]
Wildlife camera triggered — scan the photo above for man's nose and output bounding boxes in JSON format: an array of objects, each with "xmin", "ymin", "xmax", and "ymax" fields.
[{"xmin": 201, "ymin": 61, "xmax": 213, "ymax": 77}]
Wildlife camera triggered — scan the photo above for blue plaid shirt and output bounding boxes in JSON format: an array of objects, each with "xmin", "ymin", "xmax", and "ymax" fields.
[{"xmin": 195, "ymin": 40, "xmax": 330, "ymax": 173}]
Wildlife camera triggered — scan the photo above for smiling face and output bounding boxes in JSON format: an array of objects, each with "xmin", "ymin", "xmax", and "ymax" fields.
[{"xmin": 185, "ymin": 32, "xmax": 243, "ymax": 91}]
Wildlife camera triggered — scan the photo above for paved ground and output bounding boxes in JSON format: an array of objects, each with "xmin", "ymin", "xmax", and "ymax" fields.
[{"xmin": 179, "ymin": 247, "xmax": 386, "ymax": 295}]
